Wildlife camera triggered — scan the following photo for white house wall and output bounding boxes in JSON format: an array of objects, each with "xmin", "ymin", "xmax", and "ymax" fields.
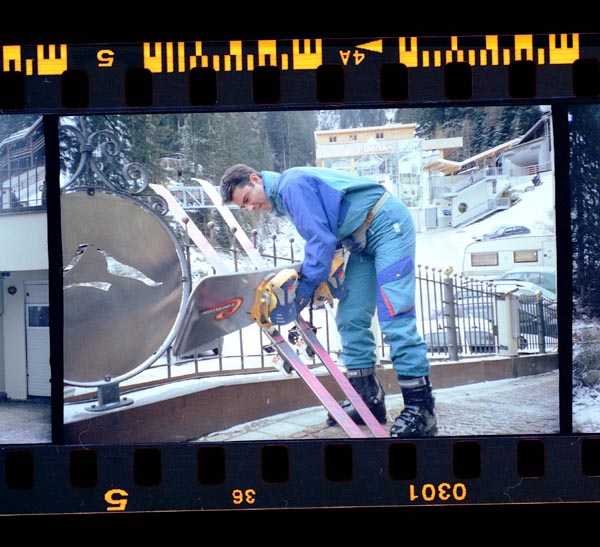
[
  {"xmin": 0, "ymin": 211, "xmax": 48, "ymax": 271},
  {"xmin": 1, "ymin": 269, "xmax": 48, "ymax": 400},
  {"xmin": 452, "ymin": 181, "xmax": 493, "ymax": 226}
]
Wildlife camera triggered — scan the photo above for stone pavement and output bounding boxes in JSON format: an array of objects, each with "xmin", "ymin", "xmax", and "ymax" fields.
[
  {"xmin": 192, "ymin": 370, "xmax": 560, "ymax": 441},
  {"xmin": 0, "ymin": 399, "xmax": 51, "ymax": 444},
  {"xmin": 0, "ymin": 370, "xmax": 559, "ymax": 445}
]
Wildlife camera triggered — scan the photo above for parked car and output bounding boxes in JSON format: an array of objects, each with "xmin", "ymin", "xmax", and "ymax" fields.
[
  {"xmin": 421, "ymin": 317, "xmax": 496, "ymax": 355},
  {"xmin": 494, "ymin": 266, "xmax": 556, "ymax": 296},
  {"xmin": 474, "ymin": 224, "xmax": 531, "ymax": 241},
  {"xmin": 490, "ymin": 279, "xmax": 557, "ymax": 303},
  {"xmin": 490, "ymin": 280, "xmax": 558, "ymax": 348},
  {"xmin": 428, "ymin": 279, "xmax": 557, "ymax": 354}
]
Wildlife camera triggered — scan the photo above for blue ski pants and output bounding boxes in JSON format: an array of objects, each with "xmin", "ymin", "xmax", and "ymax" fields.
[{"xmin": 335, "ymin": 197, "xmax": 430, "ymax": 378}]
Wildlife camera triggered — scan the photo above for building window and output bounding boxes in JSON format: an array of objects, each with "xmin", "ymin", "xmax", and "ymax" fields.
[
  {"xmin": 329, "ymin": 136, "xmax": 337, "ymax": 143},
  {"xmin": 376, "ymin": 132, "xmax": 384, "ymax": 139},
  {"xmin": 349, "ymin": 134, "xmax": 357, "ymax": 141}
]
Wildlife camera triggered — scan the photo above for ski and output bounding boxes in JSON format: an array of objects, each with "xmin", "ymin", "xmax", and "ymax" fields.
[
  {"xmin": 261, "ymin": 326, "xmax": 368, "ymax": 438},
  {"xmin": 192, "ymin": 177, "xmax": 265, "ymax": 268},
  {"xmin": 156, "ymin": 180, "xmax": 388, "ymax": 438},
  {"xmin": 149, "ymin": 183, "xmax": 230, "ymax": 274},
  {"xmin": 248, "ymin": 259, "xmax": 388, "ymax": 438},
  {"xmin": 292, "ymin": 316, "xmax": 389, "ymax": 437},
  {"xmin": 171, "ymin": 263, "xmax": 302, "ymax": 357}
]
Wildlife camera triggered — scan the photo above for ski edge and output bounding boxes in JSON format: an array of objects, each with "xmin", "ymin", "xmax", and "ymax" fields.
[
  {"xmin": 149, "ymin": 183, "xmax": 230, "ymax": 274},
  {"xmin": 263, "ymin": 327, "xmax": 369, "ymax": 439},
  {"xmin": 294, "ymin": 317, "xmax": 389, "ymax": 438}
]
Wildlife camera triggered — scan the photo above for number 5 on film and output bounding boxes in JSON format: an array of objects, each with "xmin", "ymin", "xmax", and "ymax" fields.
[{"xmin": 104, "ymin": 489, "xmax": 129, "ymax": 511}]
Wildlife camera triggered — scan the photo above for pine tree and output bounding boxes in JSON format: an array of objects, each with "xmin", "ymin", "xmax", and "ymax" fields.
[{"xmin": 570, "ymin": 105, "xmax": 600, "ymax": 316}]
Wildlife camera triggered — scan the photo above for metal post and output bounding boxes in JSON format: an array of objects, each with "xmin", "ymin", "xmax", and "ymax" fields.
[
  {"xmin": 497, "ymin": 292, "xmax": 520, "ymax": 356},
  {"xmin": 536, "ymin": 294, "xmax": 547, "ymax": 353},
  {"xmin": 442, "ymin": 268, "xmax": 459, "ymax": 361},
  {"xmin": 85, "ymin": 382, "xmax": 134, "ymax": 412}
]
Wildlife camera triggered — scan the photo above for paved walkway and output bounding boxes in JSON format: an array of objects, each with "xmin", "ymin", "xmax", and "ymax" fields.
[
  {"xmin": 0, "ymin": 399, "xmax": 51, "ymax": 444},
  {"xmin": 0, "ymin": 370, "xmax": 559, "ymax": 444},
  {"xmin": 192, "ymin": 370, "xmax": 560, "ymax": 441}
]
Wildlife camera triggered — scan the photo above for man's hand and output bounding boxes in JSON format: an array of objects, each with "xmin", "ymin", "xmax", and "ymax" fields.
[{"xmin": 313, "ymin": 255, "xmax": 349, "ymax": 307}]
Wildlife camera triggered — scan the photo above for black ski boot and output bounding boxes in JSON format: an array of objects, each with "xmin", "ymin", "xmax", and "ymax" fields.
[
  {"xmin": 326, "ymin": 368, "xmax": 387, "ymax": 426},
  {"xmin": 390, "ymin": 376, "xmax": 437, "ymax": 437}
]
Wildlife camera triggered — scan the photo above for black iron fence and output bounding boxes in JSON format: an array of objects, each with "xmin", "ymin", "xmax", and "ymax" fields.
[
  {"xmin": 161, "ymin": 227, "xmax": 558, "ymax": 377},
  {"xmin": 415, "ymin": 268, "xmax": 558, "ymax": 358},
  {"xmin": 65, "ymin": 222, "xmax": 558, "ymax": 402}
]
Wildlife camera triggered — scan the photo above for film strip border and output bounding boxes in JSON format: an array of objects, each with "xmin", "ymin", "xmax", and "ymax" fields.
[
  {"xmin": 2, "ymin": 436, "xmax": 600, "ymax": 515},
  {"xmin": 0, "ymin": 30, "xmax": 596, "ymax": 516},
  {"xmin": 0, "ymin": 32, "xmax": 598, "ymax": 111}
]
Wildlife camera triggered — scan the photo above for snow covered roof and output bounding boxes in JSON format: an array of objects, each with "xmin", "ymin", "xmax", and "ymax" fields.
[{"xmin": 0, "ymin": 117, "xmax": 43, "ymax": 149}]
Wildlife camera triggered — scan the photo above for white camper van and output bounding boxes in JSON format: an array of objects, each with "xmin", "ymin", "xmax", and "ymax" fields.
[{"xmin": 462, "ymin": 234, "xmax": 556, "ymax": 279}]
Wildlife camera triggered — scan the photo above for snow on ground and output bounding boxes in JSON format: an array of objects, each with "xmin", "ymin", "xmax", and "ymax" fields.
[
  {"xmin": 573, "ymin": 385, "xmax": 600, "ymax": 433},
  {"xmin": 572, "ymin": 318, "xmax": 600, "ymax": 433},
  {"xmin": 415, "ymin": 172, "xmax": 556, "ymax": 274}
]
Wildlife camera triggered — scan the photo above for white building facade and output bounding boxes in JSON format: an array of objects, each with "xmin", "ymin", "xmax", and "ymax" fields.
[{"xmin": 0, "ymin": 117, "xmax": 49, "ymax": 401}]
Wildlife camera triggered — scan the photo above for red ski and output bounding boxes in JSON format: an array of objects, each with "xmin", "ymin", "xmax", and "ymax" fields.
[
  {"xmin": 292, "ymin": 316, "xmax": 389, "ymax": 438},
  {"xmin": 261, "ymin": 326, "xmax": 369, "ymax": 438},
  {"xmin": 252, "ymin": 270, "xmax": 388, "ymax": 438},
  {"xmin": 156, "ymin": 180, "xmax": 389, "ymax": 438}
]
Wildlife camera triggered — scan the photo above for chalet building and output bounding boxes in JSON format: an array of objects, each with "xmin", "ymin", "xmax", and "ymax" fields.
[
  {"xmin": 425, "ymin": 114, "xmax": 554, "ymax": 228},
  {"xmin": 314, "ymin": 122, "xmax": 462, "ymax": 231},
  {"xmin": 314, "ymin": 114, "xmax": 554, "ymax": 230}
]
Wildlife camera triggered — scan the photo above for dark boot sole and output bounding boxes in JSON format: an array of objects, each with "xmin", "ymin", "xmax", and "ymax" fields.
[
  {"xmin": 326, "ymin": 412, "xmax": 388, "ymax": 427},
  {"xmin": 390, "ymin": 427, "xmax": 438, "ymax": 438}
]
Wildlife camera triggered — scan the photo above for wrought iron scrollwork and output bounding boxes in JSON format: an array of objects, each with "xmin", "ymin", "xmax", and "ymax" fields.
[{"xmin": 59, "ymin": 117, "xmax": 167, "ymax": 213}]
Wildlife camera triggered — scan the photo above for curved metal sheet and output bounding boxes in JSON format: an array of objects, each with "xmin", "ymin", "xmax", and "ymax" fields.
[{"xmin": 61, "ymin": 189, "xmax": 189, "ymax": 386}]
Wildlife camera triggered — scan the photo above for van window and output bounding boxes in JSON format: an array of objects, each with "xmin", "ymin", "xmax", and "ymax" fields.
[
  {"xmin": 471, "ymin": 252, "xmax": 498, "ymax": 267},
  {"xmin": 514, "ymin": 250, "xmax": 538, "ymax": 263}
]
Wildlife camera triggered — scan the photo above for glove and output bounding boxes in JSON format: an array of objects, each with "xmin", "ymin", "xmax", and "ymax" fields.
[
  {"xmin": 294, "ymin": 294, "xmax": 312, "ymax": 314},
  {"xmin": 270, "ymin": 299, "xmax": 298, "ymax": 325},
  {"xmin": 270, "ymin": 294, "xmax": 309, "ymax": 325},
  {"xmin": 266, "ymin": 268, "xmax": 299, "ymax": 325},
  {"xmin": 313, "ymin": 255, "xmax": 349, "ymax": 307}
]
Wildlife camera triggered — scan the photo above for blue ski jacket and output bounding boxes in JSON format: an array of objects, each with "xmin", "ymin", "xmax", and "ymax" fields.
[{"xmin": 261, "ymin": 167, "xmax": 387, "ymax": 298}]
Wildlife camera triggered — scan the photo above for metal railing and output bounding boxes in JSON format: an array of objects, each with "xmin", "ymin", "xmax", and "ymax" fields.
[
  {"xmin": 0, "ymin": 165, "xmax": 46, "ymax": 211},
  {"xmin": 94, "ymin": 225, "xmax": 558, "ymax": 397},
  {"xmin": 415, "ymin": 268, "xmax": 558, "ymax": 358}
]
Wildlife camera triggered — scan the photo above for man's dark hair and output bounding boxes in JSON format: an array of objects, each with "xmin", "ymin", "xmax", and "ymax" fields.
[{"xmin": 220, "ymin": 164, "xmax": 258, "ymax": 204}]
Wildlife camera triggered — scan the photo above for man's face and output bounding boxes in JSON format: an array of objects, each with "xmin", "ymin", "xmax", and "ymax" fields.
[{"xmin": 230, "ymin": 174, "xmax": 273, "ymax": 212}]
